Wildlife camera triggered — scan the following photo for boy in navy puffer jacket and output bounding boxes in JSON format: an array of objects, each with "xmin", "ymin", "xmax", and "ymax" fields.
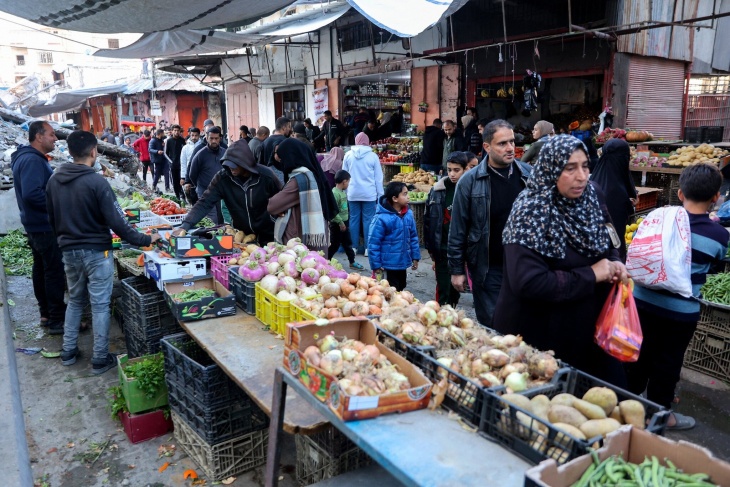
[{"xmin": 367, "ymin": 182, "xmax": 420, "ymax": 291}]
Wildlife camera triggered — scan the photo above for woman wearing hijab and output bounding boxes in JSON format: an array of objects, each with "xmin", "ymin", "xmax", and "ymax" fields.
[
  {"xmin": 267, "ymin": 138, "xmax": 338, "ymax": 253},
  {"xmin": 320, "ymin": 147, "xmax": 344, "ymax": 189},
  {"xmin": 521, "ymin": 120, "xmax": 554, "ymax": 163},
  {"xmin": 590, "ymin": 138, "xmax": 637, "ymax": 262},
  {"xmin": 493, "ymin": 135, "xmax": 628, "ymax": 387}
]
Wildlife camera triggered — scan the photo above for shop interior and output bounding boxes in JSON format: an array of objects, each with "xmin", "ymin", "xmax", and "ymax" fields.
[
  {"xmin": 274, "ymin": 88, "xmax": 306, "ymax": 122},
  {"xmin": 342, "ymin": 70, "xmax": 411, "ymax": 133}
]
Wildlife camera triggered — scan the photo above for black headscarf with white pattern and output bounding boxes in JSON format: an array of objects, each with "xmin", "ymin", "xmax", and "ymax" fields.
[{"xmin": 503, "ymin": 134, "xmax": 610, "ymax": 259}]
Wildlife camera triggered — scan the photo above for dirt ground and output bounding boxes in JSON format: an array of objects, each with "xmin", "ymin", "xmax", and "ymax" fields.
[{"xmin": 6, "ymin": 250, "xmax": 730, "ymax": 487}]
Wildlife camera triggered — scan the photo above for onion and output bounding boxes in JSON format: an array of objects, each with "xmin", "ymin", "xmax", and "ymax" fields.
[
  {"xmin": 366, "ymin": 294, "xmax": 383, "ymax": 308},
  {"xmin": 369, "ymin": 305, "xmax": 382, "ymax": 315},
  {"xmin": 379, "ymin": 318, "xmax": 399, "ymax": 333},
  {"xmin": 278, "ymin": 276, "xmax": 297, "ymax": 293},
  {"xmin": 326, "ymin": 308, "xmax": 343, "ymax": 319},
  {"xmin": 351, "ymin": 301, "xmax": 370, "ymax": 317},
  {"xmin": 356, "ymin": 279, "xmax": 370, "ymax": 291},
  {"xmin": 318, "ymin": 275, "xmax": 331, "ymax": 287},
  {"xmin": 436, "ymin": 309, "xmax": 456, "ymax": 327},
  {"xmin": 424, "ymin": 300, "xmax": 441, "ymax": 312},
  {"xmin": 347, "ymin": 273, "xmax": 360, "ymax": 284},
  {"xmin": 320, "ymin": 283, "xmax": 342, "ymax": 300},
  {"xmin": 484, "ymin": 349, "xmax": 510, "ymax": 368},
  {"xmin": 260, "ymin": 275, "xmax": 279, "ymax": 295},
  {"xmin": 417, "ymin": 307, "xmax": 438, "ymax": 326},
  {"xmin": 352, "ymin": 341, "xmax": 366, "ymax": 352},
  {"xmin": 501, "ymin": 334, "xmax": 522, "ymax": 348},
  {"xmin": 324, "ymin": 297, "xmax": 338, "ymax": 308},
  {"xmin": 341, "ymin": 348, "xmax": 358, "ymax": 361},
  {"xmin": 399, "ymin": 291, "xmax": 415, "ymax": 303},
  {"xmin": 340, "ymin": 282, "xmax": 356, "ymax": 296},
  {"xmin": 379, "ymin": 279, "xmax": 390, "ymax": 288},
  {"xmin": 528, "ymin": 352, "xmax": 559, "ymax": 380},
  {"xmin": 359, "ymin": 344, "xmax": 380, "ymax": 363},
  {"xmin": 504, "ymin": 372, "xmax": 529, "ymax": 392},
  {"xmin": 276, "ymin": 290, "xmax": 296, "ymax": 301},
  {"xmin": 479, "ymin": 372, "xmax": 502, "ymax": 388},
  {"xmin": 318, "ymin": 334, "xmax": 338, "ymax": 353},
  {"xmin": 389, "ymin": 297, "xmax": 409, "ymax": 308},
  {"xmin": 459, "ymin": 318, "xmax": 475, "ymax": 329},
  {"xmin": 303, "ymin": 346, "xmax": 321, "ymax": 367},
  {"xmin": 342, "ymin": 302, "xmax": 355, "ymax": 317}
]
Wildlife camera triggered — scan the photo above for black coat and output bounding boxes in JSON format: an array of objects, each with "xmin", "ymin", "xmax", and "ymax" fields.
[{"xmin": 420, "ymin": 125, "xmax": 445, "ymax": 167}]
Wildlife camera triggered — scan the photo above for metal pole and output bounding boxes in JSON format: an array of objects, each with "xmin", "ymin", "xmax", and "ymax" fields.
[{"xmin": 151, "ymin": 58, "xmax": 159, "ymax": 128}]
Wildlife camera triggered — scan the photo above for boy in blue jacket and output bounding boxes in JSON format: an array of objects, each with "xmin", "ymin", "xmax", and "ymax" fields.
[{"xmin": 367, "ymin": 181, "xmax": 420, "ymax": 291}]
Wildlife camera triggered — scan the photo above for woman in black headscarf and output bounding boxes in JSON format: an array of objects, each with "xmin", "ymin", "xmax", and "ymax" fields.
[
  {"xmin": 493, "ymin": 135, "xmax": 628, "ymax": 387},
  {"xmin": 590, "ymin": 138, "xmax": 637, "ymax": 262},
  {"xmin": 267, "ymin": 138, "xmax": 337, "ymax": 252}
]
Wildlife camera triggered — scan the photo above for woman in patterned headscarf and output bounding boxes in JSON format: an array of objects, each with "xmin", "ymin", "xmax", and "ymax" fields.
[{"xmin": 493, "ymin": 134, "xmax": 629, "ymax": 387}]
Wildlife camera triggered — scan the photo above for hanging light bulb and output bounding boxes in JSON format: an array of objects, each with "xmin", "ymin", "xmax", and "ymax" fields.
[{"xmin": 498, "ymin": 44, "xmax": 503, "ymax": 63}]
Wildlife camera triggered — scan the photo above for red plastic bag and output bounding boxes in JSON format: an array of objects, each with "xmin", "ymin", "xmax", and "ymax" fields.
[{"xmin": 594, "ymin": 281, "xmax": 643, "ymax": 362}]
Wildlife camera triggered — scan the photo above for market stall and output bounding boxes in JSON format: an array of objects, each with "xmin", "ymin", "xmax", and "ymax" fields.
[{"xmin": 342, "ymin": 71, "xmax": 411, "ymax": 134}]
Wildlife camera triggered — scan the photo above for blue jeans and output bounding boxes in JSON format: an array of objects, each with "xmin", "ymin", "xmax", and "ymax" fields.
[
  {"xmin": 470, "ymin": 266, "xmax": 503, "ymax": 327},
  {"xmin": 152, "ymin": 159, "xmax": 170, "ymax": 190},
  {"xmin": 349, "ymin": 200, "xmax": 376, "ymax": 253},
  {"xmin": 62, "ymin": 250, "xmax": 114, "ymax": 361}
]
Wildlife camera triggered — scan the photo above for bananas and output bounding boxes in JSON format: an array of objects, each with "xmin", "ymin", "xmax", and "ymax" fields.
[{"xmin": 497, "ymin": 87, "xmax": 508, "ymax": 98}]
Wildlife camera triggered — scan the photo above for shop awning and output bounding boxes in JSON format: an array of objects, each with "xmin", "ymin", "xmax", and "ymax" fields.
[
  {"xmin": 342, "ymin": 0, "xmax": 470, "ymax": 37},
  {"xmin": 27, "ymin": 83, "xmax": 127, "ymax": 117}
]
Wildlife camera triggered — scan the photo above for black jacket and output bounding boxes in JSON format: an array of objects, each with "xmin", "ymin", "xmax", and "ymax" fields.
[
  {"xmin": 260, "ymin": 134, "xmax": 288, "ymax": 166},
  {"xmin": 10, "ymin": 145, "xmax": 54, "ymax": 233},
  {"xmin": 464, "ymin": 119, "xmax": 481, "ymax": 155},
  {"xmin": 188, "ymin": 145, "xmax": 224, "ymax": 196},
  {"xmin": 423, "ymin": 177, "xmax": 452, "ymax": 256},
  {"xmin": 180, "ymin": 166, "xmax": 281, "ymax": 243},
  {"xmin": 420, "ymin": 125, "xmax": 444, "ymax": 167},
  {"xmin": 447, "ymin": 158, "xmax": 532, "ymax": 284},
  {"xmin": 148, "ymin": 137, "xmax": 165, "ymax": 164},
  {"xmin": 45, "ymin": 163, "xmax": 151, "ymax": 251},
  {"xmin": 164, "ymin": 135, "xmax": 186, "ymax": 165}
]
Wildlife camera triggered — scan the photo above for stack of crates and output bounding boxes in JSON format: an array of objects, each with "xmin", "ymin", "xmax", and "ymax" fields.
[
  {"xmin": 121, "ymin": 276, "xmax": 182, "ymax": 357},
  {"xmin": 684, "ymin": 302, "xmax": 730, "ymax": 381},
  {"xmin": 161, "ymin": 333, "xmax": 269, "ymax": 481},
  {"xmin": 295, "ymin": 426, "xmax": 372, "ymax": 485}
]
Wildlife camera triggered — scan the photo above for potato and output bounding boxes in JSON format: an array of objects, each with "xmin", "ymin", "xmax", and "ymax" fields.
[
  {"xmin": 619, "ymin": 400, "xmax": 646, "ymax": 429},
  {"xmin": 234, "ymin": 230, "xmax": 245, "ymax": 244},
  {"xmin": 551, "ymin": 422, "xmax": 587, "ymax": 446},
  {"xmin": 548, "ymin": 405, "xmax": 588, "ymax": 429},
  {"xmin": 572, "ymin": 398, "xmax": 607, "ymax": 420},
  {"xmin": 609, "ymin": 406, "xmax": 622, "ymax": 422},
  {"xmin": 499, "ymin": 393, "xmax": 532, "ymax": 412},
  {"xmin": 228, "ymin": 257, "xmax": 238, "ymax": 265},
  {"xmin": 582, "ymin": 387, "xmax": 618, "ymax": 415},
  {"xmin": 550, "ymin": 393, "xmax": 577, "ymax": 407},
  {"xmin": 579, "ymin": 418, "xmax": 621, "ymax": 439},
  {"xmin": 546, "ymin": 447, "xmax": 571, "ymax": 463},
  {"xmin": 530, "ymin": 395, "xmax": 551, "ymax": 421}
]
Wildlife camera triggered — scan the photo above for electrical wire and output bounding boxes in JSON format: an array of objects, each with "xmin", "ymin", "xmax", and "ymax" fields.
[{"xmin": 0, "ymin": 15, "xmax": 105, "ymax": 50}]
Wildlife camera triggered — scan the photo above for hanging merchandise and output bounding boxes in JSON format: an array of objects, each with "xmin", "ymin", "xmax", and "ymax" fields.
[{"xmin": 521, "ymin": 69, "xmax": 541, "ymax": 117}]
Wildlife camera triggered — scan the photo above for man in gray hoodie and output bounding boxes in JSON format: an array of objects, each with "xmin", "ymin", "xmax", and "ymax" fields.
[{"xmin": 46, "ymin": 131, "xmax": 159, "ymax": 375}]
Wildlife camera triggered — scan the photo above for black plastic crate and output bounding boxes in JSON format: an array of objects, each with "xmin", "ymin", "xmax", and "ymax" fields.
[
  {"xmin": 702, "ymin": 125, "xmax": 724, "ymax": 143},
  {"xmin": 685, "ymin": 126, "xmax": 703, "ymax": 143},
  {"xmin": 125, "ymin": 319, "xmax": 182, "ymax": 358},
  {"xmin": 480, "ymin": 368, "xmax": 669, "ymax": 465},
  {"xmin": 168, "ymin": 388, "xmax": 269, "ymax": 445},
  {"xmin": 121, "ymin": 276, "xmax": 177, "ymax": 339},
  {"xmin": 305, "ymin": 425, "xmax": 357, "ymax": 458},
  {"xmin": 161, "ymin": 332, "xmax": 247, "ymax": 410},
  {"xmin": 228, "ymin": 269, "xmax": 256, "ymax": 315}
]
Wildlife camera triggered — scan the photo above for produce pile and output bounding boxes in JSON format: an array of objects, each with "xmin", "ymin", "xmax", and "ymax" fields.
[
  {"xmin": 303, "ymin": 334, "xmax": 413, "ymax": 396},
  {"xmin": 570, "ymin": 451, "xmax": 719, "ymax": 487},
  {"xmin": 0, "ymin": 229, "xmax": 33, "ymax": 276},
  {"xmin": 170, "ymin": 288, "xmax": 216, "ymax": 303},
  {"xmin": 595, "ymin": 128, "xmax": 627, "ymax": 144},
  {"xmin": 391, "ymin": 168, "xmax": 435, "ymax": 186},
  {"xmin": 624, "ymin": 217, "xmax": 643, "ymax": 245},
  {"xmin": 700, "ymin": 273, "xmax": 730, "ymax": 306},
  {"xmin": 499, "ymin": 388, "xmax": 648, "ymax": 462},
  {"xmin": 116, "ymin": 192, "xmax": 150, "ymax": 211},
  {"xmin": 408, "ymin": 191, "xmax": 428, "ymax": 203},
  {"xmin": 150, "ymin": 197, "xmax": 186, "ymax": 216},
  {"xmin": 375, "ymin": 302, "xmax": 560, "ymax": 392},
  {"xmin": 624, "ymin": 130, "xmax": 653, "ymax": 143},
  {"xmin": 666, "ymin": 144, "xmax": 729, "ymax": 168},
  {"xmin": 631, "ymin": 154, "xmax": 667, "ymax": 168}
]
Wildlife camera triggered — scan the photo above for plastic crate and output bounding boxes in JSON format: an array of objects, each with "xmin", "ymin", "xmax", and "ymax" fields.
[
  {"xmin": 229, "ymin": 269, "xmax": 256, "ymax": 314},
  {"xmin": 290, "ymin": 301, "xmax": 318, "ymax": 322},
  {"xmin": 137, "ymin": 210, "xmax": 172, "ymax": 229},
  {"xmin": 697, "ymin": 302, "xmax": 730, "ymax": 337},
  {"xmin": 668, "ymin": 176, "xmax": 681, "ymax": 206},
  {"xmin": 702, "ymin": 125, "xmax": 724, "ymax": 143},
  {"xmin": 410, "ymin": 202, "xmax": 425, "ymax": 246},
  {"xmin": 400, "ymin": 165, "xmax": 415, "ymax": 173},
  {"xmin": 480, "ymin": 368, "xmax": 669, "ymax": 465},
  {"xmin": 164, "ymin": 213, "xmax": 187, "ymax": 225},
  {"xmin": 210, "ymin": 254, "xmax": 240, "ymax": 290},
  {"xmin": 167, "ymin": 387, "xmax": 269, "ymax": 445},
  {"xmin": 634, "ymin": 189, "xmax": 659, "ymax": 212},
  {"xmin": 295, "ymin": 433, "xmax": 372, "ymax": 486},
  {"xmin": 172, "ymin": 411, "xmax": 267, "ymax": 482},
  {"xmin": 255, "ymin": 282, "xmax": 292, "ymax": 335},
  {"xmin": 683, "ymin": 328, "xmax": 730, "ymax": 381},
  {"xmin": 161, "ymin": 332, "xmax": 247, "ymax": 410},
  {"xmin": 118, "ymin": 354, "xmax": 169, "ymax": 414},
  {"xmin": 685, "ymin": 126, "xmax": 703, "ymax": 143},
  {"xmin": 121, "ymin": 276, "xmax": 181, "ymax": 357}
]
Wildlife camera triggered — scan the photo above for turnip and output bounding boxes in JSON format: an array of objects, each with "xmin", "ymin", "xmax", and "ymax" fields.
[
  {"xmin": 249, "ymin": 247, "xmax": 267, "ymax": 264},
  {"xmin": 278, "ymin": 276, "xmax": 297, "ymax": 293},
  {"xmin": 266, "ymin": 262, "xmax": 280, "ymax": 275},
  {"xmin": 278, "ymin": 250, "xmax": 297, "ymax": 266},
  {"xmin": 282, "ymin": 260, "xmax": 300, "ymax": 278},
  {"xmin": 301, "ymin": 268, "xmax": 320, "ymax": 286},
  {"xmin": 286, "ymin": 237, "xmax": 302, "ymax": 249},
  {"xmin": 260, "ymin": 275, "xmax": 278, "ymax": 295},
  {"xmin": 239, "ymin": 260, "xmax": 265, "ymax": 282},
  {"xmin": 276, "ymin": 290, "xmax": 296, "ymax": 301}
]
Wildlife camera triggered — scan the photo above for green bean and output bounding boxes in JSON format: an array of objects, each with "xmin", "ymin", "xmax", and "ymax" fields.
[
  {"xmin": 652, "ymin": 456, "xmax": 660, "ymax": 487},
  {"xmin": 635, "ymin": 466, "xmax": 646, "ymax": 487},
  {"xmin": 573, "ymin": 463, "xmax": 596, "ymax": 487}
]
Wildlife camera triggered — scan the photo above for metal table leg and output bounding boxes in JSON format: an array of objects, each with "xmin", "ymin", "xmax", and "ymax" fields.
[{"xmin": 264, "ymin": 368, "xmax": 288, "ymax": 487}]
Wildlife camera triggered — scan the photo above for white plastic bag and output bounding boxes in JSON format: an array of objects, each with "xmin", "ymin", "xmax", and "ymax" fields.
[{"xmin": 626, "ymin": 207, "xmax": 693, "ymax": 297}]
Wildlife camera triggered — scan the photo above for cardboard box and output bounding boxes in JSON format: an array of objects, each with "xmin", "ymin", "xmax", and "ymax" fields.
[
  {"xmin": 143, "ymin": 250, "xmax": 206, "ymax": 291},
  {"xmin": 164, "ymin": 276, "xmax": 236, "ymax": 321},
  {"xmin": 283, "ymin": 318, "xmax": 432, "ymax": 421},
  {"xmin": 119, "ymin": 409, "xmax": 173, "ymax": 444},
  {"xmin": 524, "ymin": 425, "xmax": 730, "ymax": 487},
  {"xmin": 167, "ymin": 234, "xmax": 235, "ymax": 258},
  {"xmin": 124, "ymin": 208, "xmax": 141, "ymax": 224}
]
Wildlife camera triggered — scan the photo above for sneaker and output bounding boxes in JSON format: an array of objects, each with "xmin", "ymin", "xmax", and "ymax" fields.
[
  {"xmin": 92, "ymin": 353, "xmax": 117, "ymax": 376},
  {"xmin": 350, "ymin": 262, "xmax": 364, "ymax": 270},
  {"xmin": 364, "ymin": 249, "xmax": 368, "ymax": 257},
  {"xmin": 47, "ymin": 322, "xmax": 65, "ymax": 335},
  {"xmin": 61, "ymin": 347, "xmax": 80, "ymax": 366}
]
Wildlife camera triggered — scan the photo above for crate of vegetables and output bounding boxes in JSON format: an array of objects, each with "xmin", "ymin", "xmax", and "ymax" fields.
[
  {"xmin": 164, "ymin": 276, "xmax": 236, "ymax": 321},
  {"xmin": 283, "ymin": 317, "xmax": 432, "ymax": 421},
  {"xmin": 481, "ymin": 368, "xmax": 669, "ymax": 466},
  {"xmin": 228, "ymin": 268, "xmax": 256, "ymax": 314},
  {"xmin": 210, "ymin": 254, "xmax": 241, "ymax": 290}
]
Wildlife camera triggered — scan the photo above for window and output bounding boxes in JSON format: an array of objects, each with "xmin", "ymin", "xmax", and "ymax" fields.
[
  {"xmin": 339, "ymin": 21, "xmax": 402, "ymax": 52},
  {"xmin": 37, "ymin": 51, "xmax": 53, "ymax": 64},
  {"xmin": 16, "ymin": 55, "xmax": 24, "ymax": 66},
  {"xmin": 107, "ymin": 38, "xmax": 119, "ymax": 49}
]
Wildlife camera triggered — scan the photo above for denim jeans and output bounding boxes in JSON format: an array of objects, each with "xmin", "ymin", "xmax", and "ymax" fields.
[
  {"xmin": 470, "ymin": 266, "xmax": 503, "ymax": 328},
  {"xmin": 349, "ymin": 200, "xmax": 377, "ymax": 253},
  {"xmin": 26, "ymin": 232, "xmax": 67, "ymax": 323},
  {"xmin": 62, "ymin": 249, "xmax": 114, "ymax": 361},
  {"xmin": 152, "ymin": 159, "xmax": 170, "ymax": 190}
]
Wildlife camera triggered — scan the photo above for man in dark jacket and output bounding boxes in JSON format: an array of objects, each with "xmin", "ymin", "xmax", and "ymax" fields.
[
  {"xmin": 315, "ymin": 110, "xmax": 345, "ymax": 151},
  {"xmin": 164, "ymin": 124, "xmax": 186, "ymax": 201},
  {"xmin": 46, "ymin": 130, "xmax": 159, "ymax": 375},
  {"xmin": 172, "ymin": 140, "xmax": 281, "ymax": 244},
  {"xmin": 448, "ymin": 120, "xmax": 532, "ymax": 327},
  {"xmin": 303, "ymin": 118, "xmax": 323, "ymax": 152},
  {"xmin": 420, "ymin": 119, "xmax": 444, "ymax": 174},
  {"xmin": 352, "ymin": 107, "xmax": 370, "ymax": 135},
  {"xmin": 442, "ymin": 120, "xmax": 466, "ymax": 168},
  {"xmin": 11, "ymin": 120, "xmax": 66, "ymax": 335},
  {"xmin": 149, "ymin": 129, "xmax": 168, "ymax": 193},
  {"xmin": 187, "ymin": 126, "xmax": 225, "ymax": 223}
]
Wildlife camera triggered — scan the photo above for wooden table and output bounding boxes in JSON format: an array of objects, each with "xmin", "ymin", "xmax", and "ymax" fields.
[{"xmin": 179, "ymin": 313, "xmax": 328, "ymax": 434}]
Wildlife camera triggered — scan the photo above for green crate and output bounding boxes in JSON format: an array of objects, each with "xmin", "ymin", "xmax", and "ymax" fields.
[{"xmin": 118, "ymin": 353, "xmax": 169, "ymax": 414}]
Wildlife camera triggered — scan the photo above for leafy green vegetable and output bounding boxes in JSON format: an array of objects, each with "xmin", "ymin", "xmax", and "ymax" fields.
[
  {"xmin": 123, "ymin": 355, "xmax": 166, "ymax": 399},
  {"xmin": 0, "ymin": 230, "xmax": 33, "ymax": 276},
  {"xmin": 171, "ymin": 289, "xmax": 216, "ymax": 302},
  {"xmin": 107, "ymin": 385, "xmax": 128, "ymax": 420},
  {"xmin": 196, "ymin": 217, "xmax": 215, "ymax": 228}
]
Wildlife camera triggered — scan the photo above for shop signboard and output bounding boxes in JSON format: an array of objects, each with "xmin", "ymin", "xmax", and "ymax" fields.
[{"xmin": 313, "ymin": 87, "xmax": 328, "ymax": 123}]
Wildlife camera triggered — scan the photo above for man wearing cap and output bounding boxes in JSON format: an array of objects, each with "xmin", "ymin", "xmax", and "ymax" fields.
[{"xmin": 172, "ymin": 139, "xmax": 281, "ymax": 244}]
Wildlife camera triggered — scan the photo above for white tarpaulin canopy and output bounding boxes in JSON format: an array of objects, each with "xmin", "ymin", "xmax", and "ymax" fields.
[
  {"xmin": 27, "ymin": 83, "xmax": 127, "ymax": 117},
  {"xmin": 93, "ymin": 3, "xmax": 351, "ymax": 59},
  {"xmin": 0, "ymin": 0, "xmax": 466, "ymax": 37}
]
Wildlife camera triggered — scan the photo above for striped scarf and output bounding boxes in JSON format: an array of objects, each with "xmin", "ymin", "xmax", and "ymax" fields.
[{"xmin": 292, "ymin": 167, "xmax": 327, "ymax": 248}]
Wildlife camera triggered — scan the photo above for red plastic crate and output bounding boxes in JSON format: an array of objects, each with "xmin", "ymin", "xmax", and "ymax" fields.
[
  {"xmin": 210, "ymin": 254, "xmax": 240, "ymax": 290},
  {"xmin": 119, "ymin": 409, "xmax": 173, "ymax": 444},
  {"xmin": 634, "ymin": 188, "xmax": 660, "ymax": 212}
]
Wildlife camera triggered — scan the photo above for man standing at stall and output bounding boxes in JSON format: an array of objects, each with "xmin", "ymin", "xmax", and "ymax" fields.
[
  {"xmin": 187, "ymin": 126, "xmax": 224, "ymax": 223},
  {"xmin": 180, "ymin": 127, "xmax": 201, "ymax": 205},
  {"xmin": 164, "ymin": 124, "xmax": 186, "ymax": 202},
  {"xmin": 315, "ymin": 110, "xmax": 345, "ymax": 151},
  {"xmin": 149, "ymin": 129, "xmax": 168, "ymax": 194},
  {"xmin": 420, "ymin": 118, "xmax": 444, "ymax": 174},
  {"xmin": 11, "ymin": 120, "xmax": 66, "ymax": 335},
  {"xmin": 46, "ymin": 130, "xmax": 160, "ymax": 374},
  {"xmin": 448, "ymin": 120, "xmax": 532, "ymax": 327},
  {"xmin": 132, "ymin": 130, "xmax": 153, "ymax": 185},
  {"xmin": 442, "ymin": 120, "xmax": 466, "ymax": 169}
]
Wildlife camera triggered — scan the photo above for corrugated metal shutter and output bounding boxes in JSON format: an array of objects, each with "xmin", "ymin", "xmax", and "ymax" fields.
[{"xmin": 626, "ymin": 56, "xmax": 686, "ymax": 140}]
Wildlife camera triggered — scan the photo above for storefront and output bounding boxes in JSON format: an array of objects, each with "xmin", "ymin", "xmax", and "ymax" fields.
[
  {"xmin": 341, "ymin": 70, "xmax": 412, "ymax": 133},
  {"xmin": 274, "ymin": 87, "xmax": 306, "ymax": 122}
]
